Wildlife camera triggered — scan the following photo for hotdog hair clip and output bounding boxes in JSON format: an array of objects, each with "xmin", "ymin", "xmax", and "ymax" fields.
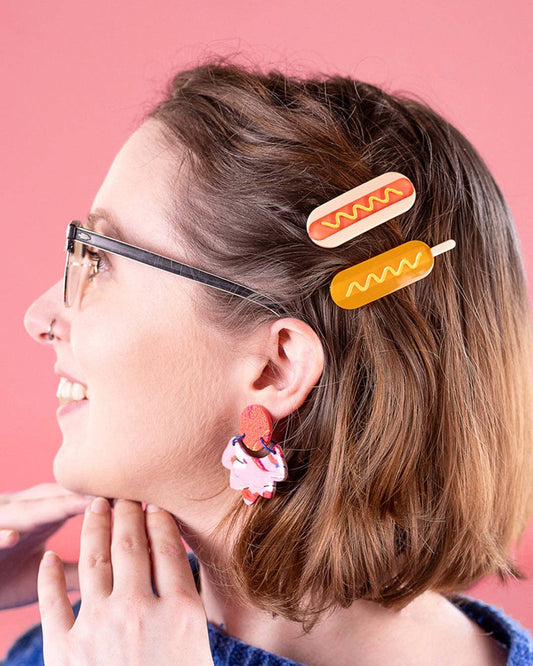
[{"xmin": 307, "ymin": 172, "xmax": 456, "ymax": 309}]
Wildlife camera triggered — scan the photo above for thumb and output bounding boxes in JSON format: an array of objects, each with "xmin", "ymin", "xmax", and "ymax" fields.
[{"xmin": 62, "ymin": 561, "xmax": 79, "ymax": 592}]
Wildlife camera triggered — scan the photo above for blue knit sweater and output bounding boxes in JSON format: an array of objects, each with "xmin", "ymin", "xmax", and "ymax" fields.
[{"xmin": 2, "ymin": 555, "xmax": 532, "ymax": 665}]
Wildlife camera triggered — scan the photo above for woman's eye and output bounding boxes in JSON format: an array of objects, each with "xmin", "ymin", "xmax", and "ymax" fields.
[{"xmin": 85, "ymin": 247, "xmax": 108, "ymax": 277}]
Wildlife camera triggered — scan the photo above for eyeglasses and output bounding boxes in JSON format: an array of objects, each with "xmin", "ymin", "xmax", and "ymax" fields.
[{"xmin": 63, "ymin": 222, "xmax": 285, "ymax": 316}]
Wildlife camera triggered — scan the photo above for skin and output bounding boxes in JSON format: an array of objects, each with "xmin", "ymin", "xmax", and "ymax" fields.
[
  {"xmin": 38, "ymin": 498, "xmax": 214, "ymax": 665},
  {"xmin": 0, "ymin": 484, "xmax": 93, "ymax": 610},
  {"xmin": 22, "ymin": 121, "xmax": 507, "ymax": 665}
]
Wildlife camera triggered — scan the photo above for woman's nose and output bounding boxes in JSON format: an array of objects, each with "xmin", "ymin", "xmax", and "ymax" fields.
[{"xmin": 24, "ymin": 280, "xmax": 69, "ymax": 344}]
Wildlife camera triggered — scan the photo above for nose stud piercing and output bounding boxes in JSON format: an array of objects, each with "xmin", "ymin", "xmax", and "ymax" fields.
[{"xmin": 46, "ymin": 318, "xmax": 56, "ymax": 341}]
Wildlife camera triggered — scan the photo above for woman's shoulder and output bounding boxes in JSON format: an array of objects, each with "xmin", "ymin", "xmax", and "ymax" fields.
[
  {"xmin": 1, "ymin": 618, "xmax": 46, "ymax": 666},
  {"xmin": 203, "ymin": 595, "xmax": 532, "ymax": 666},
  {"xmin": 192, "ymin": 547, "xmax": 531, "ymax": 666},
  {"xmin": 1, "ymin": 598, "xmax": 81, "ymax": 666},
  {"xmin": 446, "ymin": 594, "xmax": 533, "ymax": 666},
  {"xmin": 2, "ymin": 571, "xmax": 532, "ymax": 665},
  {"xmin": 195, "ymin": 541, "xmax": 532, "ymax": 665}
]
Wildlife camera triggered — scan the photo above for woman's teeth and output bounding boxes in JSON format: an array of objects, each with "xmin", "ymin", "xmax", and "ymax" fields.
[{"xmin": 57, "ymin": 377, "xmax": 89, "ymax": 405}]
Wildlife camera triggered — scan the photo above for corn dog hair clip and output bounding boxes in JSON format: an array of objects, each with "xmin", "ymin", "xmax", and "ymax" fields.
[
  {"xmin": 221, "ymin": 404, "xmax": 288, "ymax": 506},
  {"xmin": 330, "ymin": 239, "xmax": 456, "ymax": 309},
  {"xmin": 307, "ymin": 172, "xmax": 416, "ymax": 248}
]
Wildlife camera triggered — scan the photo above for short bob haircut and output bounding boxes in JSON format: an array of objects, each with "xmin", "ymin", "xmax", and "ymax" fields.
[{"xmin": 147, "ymin": 59, "xmax": 533, "ymax": 628}]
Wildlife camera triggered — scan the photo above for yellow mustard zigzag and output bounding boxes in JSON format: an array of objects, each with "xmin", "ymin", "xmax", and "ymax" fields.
[
  {"xmin": 321, "ymin": 188, "xmax": 404, "ymax": 228},
  {"xmin": 345, "ymin": 252, "xmax": 423, "ymax": 297}
]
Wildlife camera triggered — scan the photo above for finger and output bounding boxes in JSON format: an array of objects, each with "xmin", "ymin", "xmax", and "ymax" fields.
[
  {"xmin": 38, "ymin": 551, "xmax": 75, "ymax": 637},
  {"xmin": 9, "ymin": 482, "xmax": 93, "ymax": 500},
  {"xmin": 110, "ymin": 499, "xmax": 152, "ymax": 596},
  {"xmin": 78, "ymin": 497, "xmax": 113, "ymax": 600},
  {"xmin": 0, "ymin": 529, "xmax": 19, "ymax": 548},
  {"xmin": 63, "ymin": 561, "xmax": 80, "ymax": 592},
  {"xmin": 145, "ymin": 505, "xmax": 198, "ymax": 600},
  {"xmin": 3, "ymin": 483, "xmax": 70, "ymax": 500},
  {"xmin": 0, "ymin": 494, "xmax": 94, "ymax": 532}
]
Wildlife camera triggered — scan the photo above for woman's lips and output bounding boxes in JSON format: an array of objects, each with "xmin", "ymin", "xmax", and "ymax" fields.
[
  {"xmin": 57, "ymin": 399, "xmax": 89, "ymax": 417},
  {"xmin": 54, "ymin": 367, "xmax": 88, "ymax": 388}
]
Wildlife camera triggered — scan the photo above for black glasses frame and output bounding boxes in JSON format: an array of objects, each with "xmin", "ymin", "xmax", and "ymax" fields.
[{"xmin": 64, "ymin": 222, "xmax": 285, "ymax": 316}]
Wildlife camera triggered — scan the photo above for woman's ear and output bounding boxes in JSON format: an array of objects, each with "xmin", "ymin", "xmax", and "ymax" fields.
[{"xmin": 237, "ymin": 318, "xmax": 324, "ymax": 421}]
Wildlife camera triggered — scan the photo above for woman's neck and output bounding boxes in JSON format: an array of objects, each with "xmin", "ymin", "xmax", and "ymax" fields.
[
  {"xmin": 197, "ymin": 557, "xmax": 499, "ymax": 666},
  {"xmin": 163, "ymin": 491, "xmax": 505, "ymax": 666}
]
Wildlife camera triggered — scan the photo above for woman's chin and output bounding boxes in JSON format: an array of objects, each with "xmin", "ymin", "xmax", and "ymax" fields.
[
  {"xmin": 52, "ymin": 443, "xmax": 96, "ymax": 495},
  {"xmin": 52, "ymin": 446, "xmax": 125, "ymax": 502}
]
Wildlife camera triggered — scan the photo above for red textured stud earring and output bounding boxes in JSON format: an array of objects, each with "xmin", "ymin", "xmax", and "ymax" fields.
[{"xmin": 221, "ymin": 404, "xmax": 288, "ymax": 505}]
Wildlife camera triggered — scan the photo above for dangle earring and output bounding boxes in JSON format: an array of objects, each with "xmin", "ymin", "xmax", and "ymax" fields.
[{"xmin": 222, "ymin": 404, "xmax": 288, "ymax": 505}]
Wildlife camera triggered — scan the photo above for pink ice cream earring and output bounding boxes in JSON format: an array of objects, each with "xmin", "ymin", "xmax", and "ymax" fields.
[{"xmin": 222, "ymin": 404, "xmax": 288, "ymax": 505}]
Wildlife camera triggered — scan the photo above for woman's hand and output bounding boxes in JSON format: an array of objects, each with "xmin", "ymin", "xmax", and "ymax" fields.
[
  {"xmin": 37, "ymin": 498, "xmax": 214, "ymax": 666},
  {"xmin": 0, "ymin": 483, "xmax": 94, "ymax": 610}
]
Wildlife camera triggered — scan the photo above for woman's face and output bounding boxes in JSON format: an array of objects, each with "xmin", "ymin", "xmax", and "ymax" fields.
[{"xmin": 24, "ymin": 121, "xmax": 242, "ymax": 508}]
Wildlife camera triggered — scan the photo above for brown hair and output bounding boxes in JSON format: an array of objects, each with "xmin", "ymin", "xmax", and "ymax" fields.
[{"xmin": 147, "ymin": 59, "xmax": 533, "ymax": 627}]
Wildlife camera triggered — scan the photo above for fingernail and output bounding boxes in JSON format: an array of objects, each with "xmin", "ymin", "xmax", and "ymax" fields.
[
  {"xmin": 146, "ymin": 503, "xmax": 160, "ymax": 513},
  {"xmin": 91, "ymin": 497, "xmax": 109, "ymax": 514},
  {"xmin": 0, "ymin": 529, "xmax": 16, "ymax": 540},
  {"xmin": 42, "ymin": 551, "xmax": 57, "ymax": 567}
]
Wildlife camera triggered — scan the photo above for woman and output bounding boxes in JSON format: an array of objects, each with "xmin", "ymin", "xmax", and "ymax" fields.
[{"xmin": 2, "ymin": 60, "xmax": 532, "ymax": 665}]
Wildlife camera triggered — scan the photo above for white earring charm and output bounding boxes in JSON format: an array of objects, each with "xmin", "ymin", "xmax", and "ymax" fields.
[{"xmin": 221, "ymin": 405, "xmax": 288, "ymax": 505}]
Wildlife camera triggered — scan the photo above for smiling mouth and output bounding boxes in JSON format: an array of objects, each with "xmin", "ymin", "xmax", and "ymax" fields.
[
  {"xmin": 56, "ymin": 398, "xmax": 89, "ymax": 418},
  {"xmin": 57, "ymin": 377, "xmax": 90, "ymax": 406}
]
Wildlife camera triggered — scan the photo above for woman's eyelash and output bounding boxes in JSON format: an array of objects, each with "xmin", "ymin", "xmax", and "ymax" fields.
[{"xmin": 85, "ymin": 247, "xmax": 109, "ymax": 271}]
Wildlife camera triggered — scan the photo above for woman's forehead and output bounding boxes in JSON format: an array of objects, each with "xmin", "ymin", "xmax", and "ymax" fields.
[
  {"xmin": 110, "ymin": 121, "xmax": 174, "ymax": 182},
  {"xmin": 89, "ymin": 122, "xmax": 177, "ymax": 245}
]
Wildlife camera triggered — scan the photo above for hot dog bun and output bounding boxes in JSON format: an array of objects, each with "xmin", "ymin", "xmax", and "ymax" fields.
[{"xmin": 307, "ymin": 172, "xmax": 416, "ymax": 248}]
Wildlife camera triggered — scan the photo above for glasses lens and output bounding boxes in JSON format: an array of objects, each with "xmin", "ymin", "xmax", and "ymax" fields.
[{"xmin": 64, "ymin": 241, "xmax": 93, "ymax": 308}]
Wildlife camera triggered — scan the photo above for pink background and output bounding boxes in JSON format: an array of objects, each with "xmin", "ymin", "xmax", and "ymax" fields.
[{"xmin": 1, "ymin": 0, "xmax": 532, "ymax": 657}]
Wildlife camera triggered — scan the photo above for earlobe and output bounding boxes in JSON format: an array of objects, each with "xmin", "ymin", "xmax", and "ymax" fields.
[{"xmin": 245, "ymin": 318, "xmax": 324, "ymax": 421}]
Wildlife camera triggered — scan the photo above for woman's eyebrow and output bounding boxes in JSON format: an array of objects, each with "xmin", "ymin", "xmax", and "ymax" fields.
[{"xmin": 85, "ymin": 208, "xmax": 130, "ymax": 243}]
